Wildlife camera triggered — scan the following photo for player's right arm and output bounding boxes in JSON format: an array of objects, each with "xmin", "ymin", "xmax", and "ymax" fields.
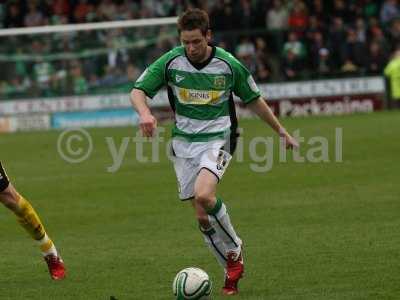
[
  {"xmin": 130, "ymin": 48, "xmax": 180, "ymax": 137},
  {"xmin": 130, "ymin": 89, "xmax": 157, "ymax": 137}
]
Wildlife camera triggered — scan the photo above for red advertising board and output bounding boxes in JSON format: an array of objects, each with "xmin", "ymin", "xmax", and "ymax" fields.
[{"xmin": 267, "ymin": 94, "xmax": 383, "ymax": 117}]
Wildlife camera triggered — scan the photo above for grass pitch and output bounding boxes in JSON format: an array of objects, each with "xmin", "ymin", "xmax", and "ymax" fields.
[{"xmin": 0, "ymin": 111, "xmax": 399, "ymax": 300}]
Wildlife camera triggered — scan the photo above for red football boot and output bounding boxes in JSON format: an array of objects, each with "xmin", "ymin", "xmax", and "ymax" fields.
[
  {"xmin": 222, "ymin": 251, "xmax": 244, "ymax": 295},
  {"xmin": 44, "ymin": 254, "xmax": 66, "ymax": 280}
]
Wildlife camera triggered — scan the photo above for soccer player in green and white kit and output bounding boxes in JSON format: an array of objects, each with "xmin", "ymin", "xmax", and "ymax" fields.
[{"xmin": 130, "ymin": 9, "xmax": 298, "ymax": 295}]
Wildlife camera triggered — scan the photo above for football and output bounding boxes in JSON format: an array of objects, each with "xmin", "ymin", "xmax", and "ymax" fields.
[{"xmin": 172, "ymin": 267, "xmax": 212, "ymax": 299}]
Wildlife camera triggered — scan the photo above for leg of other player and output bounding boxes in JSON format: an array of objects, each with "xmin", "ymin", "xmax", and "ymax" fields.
[{"xmin": 0, "ymin": 164, "xmax": 66, "ymax": 280}]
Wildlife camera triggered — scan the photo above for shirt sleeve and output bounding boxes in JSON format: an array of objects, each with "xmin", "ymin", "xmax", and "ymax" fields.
[
  {"xmin": 133, "ymin": 52, "xmax": 171, "ymax": 98},
  {"xmin": 232, "ymin": 60, "xmax": 261, "ymax": 104}
]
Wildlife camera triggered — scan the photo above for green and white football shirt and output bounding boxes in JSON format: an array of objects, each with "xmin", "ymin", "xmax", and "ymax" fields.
[{"xmin": 134, "ymin": 45, "xmax": 261, "ymax": 147}]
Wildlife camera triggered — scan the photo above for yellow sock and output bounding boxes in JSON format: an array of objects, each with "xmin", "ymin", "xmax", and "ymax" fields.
[
  {"xmin": 14, "ymin": 195, "xmax": 57, "ymax": 256},
  {"xmin": 14, "ymin": 195, "xmax": 45, "ymax": 240}
]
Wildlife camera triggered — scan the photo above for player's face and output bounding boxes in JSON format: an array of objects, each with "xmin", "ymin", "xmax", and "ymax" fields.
[{"xmin": 181, "ymin": 29, "xmax": 211, "ymax": 63}]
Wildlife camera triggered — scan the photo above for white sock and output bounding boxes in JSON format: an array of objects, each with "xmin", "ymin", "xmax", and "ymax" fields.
[
  {"xmin": 200, "ymin": 226, "xmax": 227, "ymax": 269},
  {"xmin": 207, "ymin": 198, "xmax": 241, "ymax": 257},
  {"xmin": 37, "ymin": 234, "xmax": 58, "ymax": 257}
]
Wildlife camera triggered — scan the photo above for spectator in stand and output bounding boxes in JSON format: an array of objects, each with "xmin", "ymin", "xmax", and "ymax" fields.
[
  {"xmin": 208, "ymin": 0, "xmax": 224, "ymax": 31},
  {"xmin": 368, "ymin": 16, "xmax": 382, "ymax": 36},
  {"xmin": 341, "ymin": 58, "xmax": 359, "ymax": 75},
  {"xmin": 266, "ymin": 0, "xmax": 289, "ymax": 52},
  {"xmin": 308, "ymin": 31, "xmax": 328, "ymax": 69},
  {"xmin": 24, "ymin": 2, "xmax": 44, "ymax": 27},
  {"xmin": 363, "ymin": 0, "xmax": 379, "ymax": 19},
  {"xmin": 52, "ymin": 38, "xmax": 75, "ymax": 69},
  {"xmin": 52, "ymin": 0, "xmax": 70, "ymax": 19},
  {"xmin": 28, "ymin": 39, "xmax": 54, "ymax": 94},
  {"xmin": 110, "ymin": 62, "xmax": 141, "ymax": 91},
  {"xmin": 255, "ymin": 61, "xmax": 273, "ymax": 82},
  {"xmin": 252, "ymin": 0, "xmax": 269, "ymax": 28},
  {"xmin": 49, "ymin": 60, "xmax": 68, "ymax": 95},
  {"xmin": 98, "ymin": 0, "xmax": 118, "ymax": 21},
  {"xmin": 281, "ymin": 49, "xmax": 303, "ymax": 80},
  {"xmin": 309, "ymin": 0, "xmax": 328, "ymax": 25},
  {"xmin": 4, "ymin": 3, "xmax": 24, "ymax": 28},
  {"xmin": 137, "ymin": 4, "xmax": 155, "ymax": 19},
  {"xmin": 147, "ymin": 38, "xmax": 171, "ymax": 65},
  {"xmin": 235, "ymin": 37, "xmax": 257, "ymax": 74},
  {"xmin": 155, "ymin": 0, "xmax": 176, "ymax": 18},
  {"xmin": 340, "ymin": 28, "xmax": 367, "ymax": 70},
  {"xmin": 40, "ymin": 0, "xmax": 56, "ymax": 24},
  {"xmin": 1, "ymin": 75, "xmax": 30, "ymax": 98},
  {"xmin": 255, "ymin": 37, "xmax": 269, "ymax": 62},
  {"xmin": 389, "ymin": 18, "xmax": 400, "ymax": 46},
  {"xmin": 328, "ymin": 16, "xmax": 347, "ymax": 69},
  {"xmin": 254, "ymin": 36, "xmax": 274, "ymax": 81},
  {"xmin": 0, "ymin": 3, "xmax": 4, "ymax": 27},
  {"xmin": 288, "ymin": 0, "xmax": 309, "ymax": 33},
  {"xmin": 1, "ymin": 0, "xmax": 399, "ymax": 98},
  {"xmin": 14, "ymin": 48, "xmax": 29, "ymax": 79},
  {"xmin": 235, "ymin": 36, "xmax": 256, "ymax": 58},
  {"xmin": 68, "ymin": 60, "xmax": 88, "ymax": 94},
  {"xmin": 234, "ymin": 0, "xmax": 254, "ymax": 30},
  {"xmin": 87, "ymin": 73, "xmax": 100, "ymax": 90},
  {"xmin": 332, "ymin": 0, "xmax": 351, "ymax": 23},
  {"xmin": 0, "ymin": 80, "xmax": 12, "ymax": 98},
  {"xmin": 366, "ymin": 41, "xmax": 388, "ymax": 75},
  {"xmin": 114, "ymin": 1, "xmax": 136, "ymax": 21},
  {"xmin": 282, "ymin": 31, "xmax": 306, "ymax": 61},
  {"xmin": 32, "ymin": 57, "xmax": 54, "ymax": 93},
  {"xmin": 125, "ymin": 63, "xmax": 140, "ymax": 82},
  {"xmin": 209, "ymin": 0, "xmax": 225, "ymax": 31},
  {"xmin": 73, "ymin": 0, "xmax": 93, "ymax": 23},
  {"xmin": 315, "ymin": 48, "xmax": 333, "ymax": 77},
  {"xmin": 380, "ymin": 0, "xmax": 399, "ymax": 25},
  {"xmin": 105, "ymin": 28, "xmax": 129, "ymax": 71},
  {"xmin": 371, "ymin": 26, "xmax": 390, "ymax": 54},
  {"xmin": 305, "ymin": 14, "xmax": 325, "ymax": 46},
  {"xmin": 354, "ymin": 17, "xmax": 367, "ymax": 43},
  {"xmin": 347, "ymin": 2, "xmax": 363, "ymax": 20},
  {"xmin": 266, "ymin": 0, "xmax": 289, "ymax": 31},
  {"xmin": 99, "ymin": 65, "xmax": 123, "ymax": 87}
]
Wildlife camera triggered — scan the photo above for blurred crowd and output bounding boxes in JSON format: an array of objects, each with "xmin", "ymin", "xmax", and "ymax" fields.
[
  {"xmin": 0, "ymin": 0, "xmax": 399, "ymax": 99},
  {"xmin": 211, "ymin": 0, "xmax": 400, "ymax": 82}
]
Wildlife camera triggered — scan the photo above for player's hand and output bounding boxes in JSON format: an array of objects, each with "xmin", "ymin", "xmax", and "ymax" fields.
[
  {"xmin": 283, "ymin": 133, "xmax": 299, "ymax": 150},
  {"xmin": 139, "ymin": 113, "xmax": 157, "ymax": 137},
  {"xmin": 279, "ymin": 129, "xmax": 299, "ymax": 150}
]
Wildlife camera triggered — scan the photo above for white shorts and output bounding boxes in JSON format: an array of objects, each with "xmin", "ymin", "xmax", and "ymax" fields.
[{"xmin": 171, "ymin": 141, "xmax": 232, "ymax": 200}]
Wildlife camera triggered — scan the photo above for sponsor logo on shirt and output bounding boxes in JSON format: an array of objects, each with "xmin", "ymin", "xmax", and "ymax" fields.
[{"xmin": 177, "ymin": 88, "xmax": 224, "ymax": 105}]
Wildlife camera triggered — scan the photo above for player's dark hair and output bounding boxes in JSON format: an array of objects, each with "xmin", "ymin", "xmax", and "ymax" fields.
[{"xmin": 177, "ymin": 9, "xmax": 210, "ymax": 36}]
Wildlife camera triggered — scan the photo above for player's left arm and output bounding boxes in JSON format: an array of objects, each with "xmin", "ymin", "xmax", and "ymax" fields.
[
  {"xmin": 231, "ymin": 56, "xmax": 298, "ymax": 149},
  {"xmin": 247, "ymin": 97, "xmax": 299, "ymax": 149}
]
